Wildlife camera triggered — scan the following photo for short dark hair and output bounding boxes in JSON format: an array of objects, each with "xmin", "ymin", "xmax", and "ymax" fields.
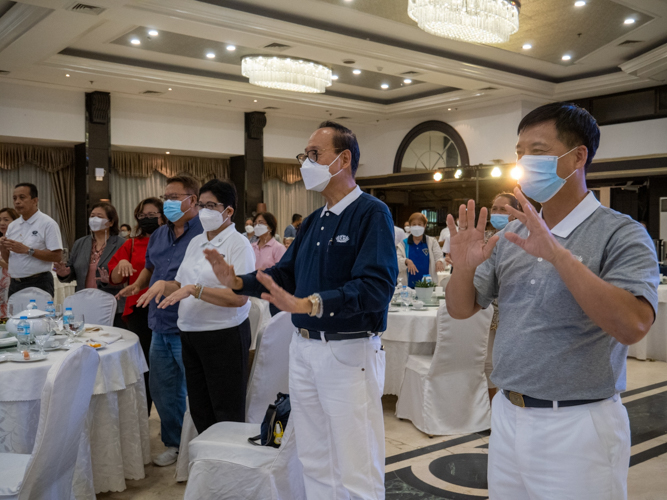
[
  {"xmin": 292, "ymin": 213, "xmax": 302, "ymax": 223},
  {"xmin": 254, "ymin": 212, "xmax": 278, "ymax": 237},
  {"xmin": 133, "ymin": 197, "xmax": 164, "ymax": 237},
  {"xmin": 166, "ymin": 174, "xmax": 200, "ymax": 196},
  {"xmin": 518, "ymin": 102, "xmax": 600, "ymax": 171},
  {"xmin": 15, "ymin": 183, "xmax": 38, "ymax": 198},
  {"xmin": 91, "ymin": 202, "xmax": 120, "ymax": 236},
  {"xmin": 200, "ymin": 179, "xmax": 237, "ymax": 214},
  {"xmin": 318, "ymin": 121, "xmax": 361, "ymax": 176},
  {"xmin": 493, "ymin": 192, "xmax": 520, "ymax": 211},
  {"xmin": 120, "ymin": 224, "xmax": 132, "ymax": 231}
]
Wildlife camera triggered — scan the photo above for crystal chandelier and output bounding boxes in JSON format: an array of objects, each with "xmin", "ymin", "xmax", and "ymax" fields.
[
  {"xmin": 241, "ymin": 56, "xmax": 333, "ymax": 94},
  {"xmin": 407, "ymin": 0, "xmax": 520, "ymax": 44}
]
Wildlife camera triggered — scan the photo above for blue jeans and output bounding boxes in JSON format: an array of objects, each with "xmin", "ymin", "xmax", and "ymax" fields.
[{"xmin": 149, "ymin": 332, "xmax": 187, "ymax": 448}]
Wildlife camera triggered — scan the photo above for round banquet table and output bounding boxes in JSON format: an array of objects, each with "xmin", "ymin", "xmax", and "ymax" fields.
[
  {"xmin": 0, "ymin": 325, "xmax": 150, "ymax": 499},
  {"xmin": 381, "ymin": 307, "xmax": 439, "ymax": 395}
]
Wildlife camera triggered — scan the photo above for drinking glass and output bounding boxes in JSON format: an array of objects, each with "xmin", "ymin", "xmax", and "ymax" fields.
[
  {"xmin": 7, "ymin": 304, "xmax": 13, "ymax": 318},
  {"xmin": 34, "ymin": 330, "xmax": 53, "ymax": 355},
  {"xmin": 69, "ymin": 314, "xmax": 85, "ymax": 337}
]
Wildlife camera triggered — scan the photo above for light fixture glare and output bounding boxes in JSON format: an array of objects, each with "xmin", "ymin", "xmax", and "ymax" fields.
[
  {"xmin": 403, "ymin": 78, "xmax": 412, "ymax": 84},
  {"xmin": 352, "ymin": 69, "xmax": 361, "ymax": 75},
  {"xmin": 562, "ymin": 54, "xmax": 572, "ymax": 61},
  {"xmin": 130, "ymin": 38, "xmax": 140, "ymax": 45},
  {"xmin": 510, "ymin": 166, "xmax": 523, "ymax": 180},
  {"xmin": 491, "ymin": 166, "xmax": 502, "ymax": 178},
  {"xmin": 381, "ymin": 83, "xmax": 389, "ymax": 89},
  {"xmin": 148, "ymin": 30, "xmax": 158, "ymax": 36},
  {"xmin": 624, "ymin": 18, "xmax": 636, "ymax": 24},
  {"xmin": 433, "ymin": 171, "xmax": 443, "ymax": 182},
  {"xmin": 226, "ymin": 45, "xmax": 236, "ymax": 51},
  {"xmin": 522, "ymin": 43, "xmax": 532, "ymax": 50},
  {"xmin": 206, "ymin": 52, "xmax": 216, "ymax": 58},
  {"xmin": 454, "ymin": 169, "xmax": 462, "ymax": 179}
]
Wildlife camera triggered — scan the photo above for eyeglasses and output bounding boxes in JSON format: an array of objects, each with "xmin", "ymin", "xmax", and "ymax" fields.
[
  {"xmin": 160, "ymin": 193, "xmax": 192, "ymax": 202},
  {"xmin": 195, "ymin": 202, "xmax": 226, "ymax": 211},
  {"xmin": 137, "ymin": 212, "xmax": 161, "ymax": 220},
  {"xmin": 296, "ymin": 148, "xmax": 342, "ymax": 165}
]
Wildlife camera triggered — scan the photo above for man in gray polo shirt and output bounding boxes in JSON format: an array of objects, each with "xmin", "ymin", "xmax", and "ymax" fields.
[{"xmin": 446, "ymin": 102, "xmax": 658, "ymax": 500}]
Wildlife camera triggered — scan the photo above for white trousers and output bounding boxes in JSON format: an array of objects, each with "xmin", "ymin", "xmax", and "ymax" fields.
[
  {"xmin": 488, "ymin": 392, "xmax": 630, "ymax": 500},
  {"xmin": 289, "ymin": 333, "xmax": 386, "ymax": 500}
]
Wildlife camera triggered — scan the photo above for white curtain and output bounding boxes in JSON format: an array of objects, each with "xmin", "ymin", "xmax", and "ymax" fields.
[
  {"xmin": 0, "ymin": 163, "xmax": 61, "ymax": 228},
  {"xmin": 109, "ymin": 170, "xmax": 167, "ymax": 229},
  {"xmin": 263, "ymin": 179, "xmax": 324, "ymax": 237}
]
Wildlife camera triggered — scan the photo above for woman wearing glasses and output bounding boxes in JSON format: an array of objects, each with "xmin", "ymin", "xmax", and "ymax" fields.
[
  {"xmin": 108, "ymin": 197, "xmax": 165, "ymax": 414},
  {"xmin": 136, "ymin": 179, "xmax": 255, "ymax": 433}
]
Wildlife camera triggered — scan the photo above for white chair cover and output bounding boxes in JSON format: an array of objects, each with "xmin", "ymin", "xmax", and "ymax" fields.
[
  {"xmin": 395, "ymin": 303, "xmax": 494, "ymax": 436},
  {"xmin": 246, "ymin": 312, "xmax": 294, "ymax": 424},
  {"xmin": 0, "ymin": 346, "xmax": 100, "ymax": 499},
  {"xmin": 175, "ymin": 399, "xmax": 199, "ymax": 483},
  {"xmin": 7, "ymin": 287, "xmax": 53, "ymax": 313},
  {"xmin": 248, "ymin": 297, "xmax": 271, "ymax": 350},
  {"xmin": 185, "ymin": 419, "xmax": 305, "ymax": 500},
  {"xmin": 63, "ymin": 289, "xmax": 117, "ymax": 326}
]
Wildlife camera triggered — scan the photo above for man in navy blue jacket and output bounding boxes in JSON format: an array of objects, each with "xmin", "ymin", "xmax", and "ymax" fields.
[{"xmin": 205, "ymin": 121, "xmax": 397, "ymax": 499}]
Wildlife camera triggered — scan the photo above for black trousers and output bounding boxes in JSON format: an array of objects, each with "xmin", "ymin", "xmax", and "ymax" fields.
[
  {"xmin": 8, "ymin": 272, "xmax": 54, "ymax": 298},
  {"xmin": 125, "ymin": 305, "xmax": 153, "ymax": 415},
  {"xmin": 181, "ymin": 318, "xmax": 251, "ymax": 434}
]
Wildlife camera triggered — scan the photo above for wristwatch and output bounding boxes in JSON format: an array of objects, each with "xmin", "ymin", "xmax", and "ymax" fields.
[
  {"xmin": 194, "ymin": 283, "xmax": 203, "ymax": 299},
  {"xmin": 307, "ymin": 294, "xmax": 321, "ymax": 317},
  {"xmin": 27, "ymin": 248, "xmax": 35, "ymax": 257}
]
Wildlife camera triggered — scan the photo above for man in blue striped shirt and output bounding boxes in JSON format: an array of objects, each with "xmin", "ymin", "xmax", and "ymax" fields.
[{"xmin": 206, "ymin": 121, "xmax": 397, "ymax": 500}]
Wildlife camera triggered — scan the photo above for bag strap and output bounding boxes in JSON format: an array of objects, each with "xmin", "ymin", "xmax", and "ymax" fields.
[
  {"xmin": 248, "ymin": 435, "xmax": 263, "ymax": 446},
  {"xmin": 404, "ymin": 238, "xmax": 409, "ymax": 260}
]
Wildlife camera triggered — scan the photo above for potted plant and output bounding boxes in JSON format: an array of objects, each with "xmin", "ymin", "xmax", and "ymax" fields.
[{"xmin": 414, "ymin": 277, "xmax": 435, "ymax": 302}]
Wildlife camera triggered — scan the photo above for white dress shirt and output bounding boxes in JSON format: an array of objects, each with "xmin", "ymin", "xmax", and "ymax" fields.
[
  {"xmin": 175, "ymin": 225, "xmax": 256, "ymax": 332},
  {"xmin": 5, "ymin": 210, "xmax": 62, "ymax": 278}
]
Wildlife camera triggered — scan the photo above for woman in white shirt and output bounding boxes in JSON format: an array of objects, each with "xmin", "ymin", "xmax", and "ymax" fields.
[{"xmin": 137, "ymin": 179, "xmax": 256, "ymax": 433}]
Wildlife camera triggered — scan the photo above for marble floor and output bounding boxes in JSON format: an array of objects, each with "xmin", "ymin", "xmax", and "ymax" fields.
[{"xmin": 98, "ymin": 358, "xmax": 667, "ymax": 500}]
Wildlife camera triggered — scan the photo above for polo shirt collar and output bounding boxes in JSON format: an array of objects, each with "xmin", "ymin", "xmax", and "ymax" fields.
[
  {"xmin": 20, "ymin": 210, "xmax": 41, "ymax": 225},
  {"xmin": 320, "ymin": 186, "xmax": 362, "ymax": 218},
  {"xmin": 201, "ymin": 223, "xmax": 236, "ymax": 248},
  {"xmin": 544, "ymin": 191, "xmax": 600, "ymax": 238}
]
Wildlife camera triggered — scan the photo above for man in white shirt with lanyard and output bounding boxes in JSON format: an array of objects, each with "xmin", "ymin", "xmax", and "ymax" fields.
[{"xmin": 0, "ymin": 183, "xmax": 62, "ymax": 298}]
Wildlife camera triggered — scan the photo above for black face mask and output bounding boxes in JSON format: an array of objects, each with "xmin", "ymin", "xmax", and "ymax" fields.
[{"xmin": 137, "ymin": 217, "xmax": 160, "ymax": 234}]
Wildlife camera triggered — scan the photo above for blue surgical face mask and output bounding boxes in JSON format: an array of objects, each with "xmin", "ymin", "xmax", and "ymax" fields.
[
  {"xmin": 517, "ymin": 147, "xmax": 578, "ymax": 203},
  {"xmin": 490, "ymin": 214, "xmax": 509, "ymax": 230},
  {"xmin": 163, "ymin": 198, "xmax": 190, "ymax": 223}
]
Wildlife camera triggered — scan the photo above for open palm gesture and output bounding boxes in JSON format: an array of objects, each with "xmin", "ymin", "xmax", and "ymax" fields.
[{"xmin": 447, "ymin": 199, "xmax": 499, "ymax": 272}]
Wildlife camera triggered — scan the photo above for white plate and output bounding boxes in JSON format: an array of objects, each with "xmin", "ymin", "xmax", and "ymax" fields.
[
  {"xmin": 83, "ymin": 340, "xmax": 107, "ymax": 350},
  {"xmin": 0, "ymin": 354, "xmax": 7, "ymax": 363},
  {"xmin": 0, "ymin": 337, "xmax": 18, "ymax": 348},
  {"xmin": 388, "ymin": 307, "xmax": 400, "ymax": 313},
  {"xmin": 412, "ymin": 307, "xmax": 427, "ymax": 311},
  {"xmin": 8, "ymin": 352, "xmax": 48, "ymax": 362}
]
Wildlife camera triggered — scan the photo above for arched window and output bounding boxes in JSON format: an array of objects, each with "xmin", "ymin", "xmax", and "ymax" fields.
[{"xmin": 393, "ymin": 120, "xmax": 470, "ymax": 174}]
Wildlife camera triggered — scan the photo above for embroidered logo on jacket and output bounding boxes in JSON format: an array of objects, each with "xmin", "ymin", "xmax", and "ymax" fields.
[
  {"xmin": 422, "ymin": 248, "xmax": 429, "ymax": 256},
  {"xmin": 335, "ymin": 235, "xmax": 350, "ymax": 243},
  {"xmin": 32, "ymin": 230, "xmax": 38, "ymax": 236}
]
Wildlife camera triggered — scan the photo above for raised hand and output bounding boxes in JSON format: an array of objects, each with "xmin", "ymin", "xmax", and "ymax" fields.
[
  {"xmin": 256, "ymin": 271, "xmax": 310, "ymax": 314},
  {"xmin": 447, "ymin": 199, "xmax": 499, "ymax": 272},
  {"xmin": 116, "ymin": 260, "xmax": 136, "ymax": 278},
  {"xmin": 136, "ymin": 280, "xmax": 166, "ymax": 308},
  {"xmin": 116, "ymin": 282, "xmax": 140, "ymax": 299},
  {"xmin": 96, "ymin": 267, "xmax": 110, "ymax": 284},
  {"xmin": 158, "ymin": 285, "xmax": 194, "ymax": 310},
  {"xmin": 504, "ymin": 187, "xmax": 564, "ymax": 263},
  {"xmin": 53, "ymin": 262, "xmax": 70, "ymax": 277},
  {"xmin": 203, "ymin": 249, "xmax": 240, "ymax": 289}
]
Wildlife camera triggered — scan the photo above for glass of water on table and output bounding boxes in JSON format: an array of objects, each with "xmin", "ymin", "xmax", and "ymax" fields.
[{"xmin": 66, "ymin": 314, "xmax": 85, "ymax": 347}]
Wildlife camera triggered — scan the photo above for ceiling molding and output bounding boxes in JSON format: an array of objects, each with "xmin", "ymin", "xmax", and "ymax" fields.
[
  {"xmin": 620, "ymin": 42, "xmax": 667, "ymax": 82},
  {"xmin": 552, "ymin": 72, "xmax": 656, "ymax": 101},
  {"xmin": 0, "ymin": 2, "xmax": 52, "ymax": 54}
]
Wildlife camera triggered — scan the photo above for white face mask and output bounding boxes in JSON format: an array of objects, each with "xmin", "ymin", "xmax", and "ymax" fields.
[
  {"xmin": 245, "ymin": 225, "xmax": 254, "ymax": 234},
  {"xmin": 254, "ymin": 224, "xmax": 269, "ymax": 237},
  {"xmin": 89, "ymin": 217, "xmax": 108, "ymax": 232},
  {"xmin": 199, "ymin": 208, "xmax": 228, "ymax": 232},
  {"xmin": 300, "ymin": 152, "xmax": 343, "ymax": 192},
  {"xmin": 410, "ymin": 226, "xmax": 425, "ymax": 237},
  {"xmin": 404, "ymin": 226, "xmax": 410, "ymax": 234},
  {"xmin": 120, "ymin": 230, "xmax": 130, "ymax": 238}
]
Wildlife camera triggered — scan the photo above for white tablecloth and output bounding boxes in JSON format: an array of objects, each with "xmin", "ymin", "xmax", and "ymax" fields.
[
  {"xmin": 382, "ymin": 308, "xmax": 438, "ymax": 395},
  {"xmin": 627, "ymin": 284, "xmax": 667, "ymax": 361},
  {"xmin": 0, "ymin": 325, "xmax": 150, "ymax": 498}
]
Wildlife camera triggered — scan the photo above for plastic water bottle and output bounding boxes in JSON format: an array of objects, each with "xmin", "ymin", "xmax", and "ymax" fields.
[
  {"xmin": 400, "ymin": 285, "xmax": 409, "ymax": 311},
  {"xmin": 16, "ymin": 316, "xmax": 31, "ymax": 353},
  {"xmin": 63, "ymin": 307, "xmax": 73, "ymax": 329},
  {"xmin": 45, "ymin": 301, "xmax": 55, "ymax": 319},
  {"xmin": 424, "ymin": 274, "xmax": 433, "ymax": 284},
  {"xmin": 27, "ymin": 299, "xmax": 37, "ymax": 310}
]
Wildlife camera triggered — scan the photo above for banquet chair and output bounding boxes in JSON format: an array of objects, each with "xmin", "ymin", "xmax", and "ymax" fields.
[
  {"xmin": 7, "ymin": 287, "xmax": 53, "ymax": 313},
  {"xmin": 63, "ymin": 289, "xmax": 117, "ymax": 326},
  {"xmin": 248, "ymin": 297, "xmax": 271, "ymax": 350},
  {"xmin": 0, "ymin": 345, "xmax": 100, "ymax": 499},
  {"xmin": 396, "ymin": 303, "xmax": 494, "ymax": 436},
  {"xmin": 185, "ymin": 419, "xmax": 305, "ymax": 500},
  {"xmin": 176, "ymin": 398, "xmax": 198, "ymax": 483},
  {"xmin": 246, "ymin": 311, "xmax": 294, "ymax": 424}
]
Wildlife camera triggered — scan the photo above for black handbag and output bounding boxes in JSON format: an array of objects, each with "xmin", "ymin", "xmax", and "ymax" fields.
[{"xmin": 248, "ymin": 393, "xmax": 291, "ymax": 448}]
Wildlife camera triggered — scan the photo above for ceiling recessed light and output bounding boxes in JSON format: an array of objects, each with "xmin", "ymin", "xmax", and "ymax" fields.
[
  {"xmin": 130, "ymin": 38, "xmax": 140, "ymax": 45},
  {"xmin": 562, "ymin": 54, "xmax": 572, "ymax": 61},
  {"xmin": 574, "ymin": 1, "xmax": 586, "ymax": 6},
  {"xmin": 522, "ymin": 43, "xmax": 532, "ymax": 50},
  {"xmin": 332, "ymin": 75, "xmax": 339, "ymax": 80},
  {"xmin": 168, "ymin": 87, "xmax": 172, "ymax": 91},
  {"xmin": 226, "ymin": 45, "xmax": 236, "ymax": 51},
  {"xmin": 206, "ymin": 52, "xmax": 215, "ymax": 58},
  {"xmin": 148, "ymin": 30, "xmax": 158, "ymax": 36},
  {"xmin": 165, "ymin": 151, "xmax": 170, "ymax": 155},
  {"xmin": 65, "ymin": 74, "xmax": 70, "ymax": 77},
  {"xmin": 381, "ymin": 84, "xmax": 389, "ymax": 89},
  {"xmin": 352, "ymin": 69, "xmax": 361, "ymax": 75},
  {"xmin": 448, "ymin": 108, "xmax": 452, "ymax": 111},
  {"xmin": 433, "ymin": 171, "xmax": 443, "ymax": 181},
  {"xmin": 253, "ymin": 99, "xmax": 258, "ymax": 102},
  {"xmin": 403, "ymin": 78, "xmax": 412, "ymax": 84},
  {"xmin": 624, "ymin": 18, "xmax": 636, "ymax": 25}
]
